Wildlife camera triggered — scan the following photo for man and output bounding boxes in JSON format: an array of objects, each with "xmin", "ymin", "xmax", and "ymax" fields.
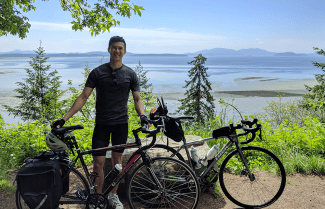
[{"xmin": 52, "ymin": 36, "xmax": 148, "ymax": 209}]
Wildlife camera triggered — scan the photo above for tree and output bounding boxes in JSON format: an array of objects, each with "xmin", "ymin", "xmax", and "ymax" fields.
[
  {"xmin": 300, "ymin": 47, "xmax": 325, "ymax": 122},
  {"xmin": 177, "ymin": 54, "xmax": 215, "ymax": 124},
  {"xmin": 128, "ymin": 61, "xmax": 155, "ymax": 129},
  {"xmin": 0, "ymin": 0, "xmax": 144, "ymax": 39},
  {"xmin": 133, "ymin": 61, "xmax": 155, "ymax": 111},
  {"xmin": 63, "ymin": 61, "xmax": 97, "ymax": 122},
  {"xmin": 2, "ymin": 42, "xmax": 64, "ymax": 123}
]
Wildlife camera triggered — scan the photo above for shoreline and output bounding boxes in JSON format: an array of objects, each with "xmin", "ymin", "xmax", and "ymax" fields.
[
  {"xmin": 154, "ymin": 77, "xmax": 316, "ymax": 99},
  {"xmin": 0, "ymin": 77, "xmax": 317, "ymax": 124}
]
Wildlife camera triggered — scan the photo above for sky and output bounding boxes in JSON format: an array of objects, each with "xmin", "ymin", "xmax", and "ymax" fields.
[{"xmin": 1, "ymin": 0, "xmax": 325, "ymax": 54}]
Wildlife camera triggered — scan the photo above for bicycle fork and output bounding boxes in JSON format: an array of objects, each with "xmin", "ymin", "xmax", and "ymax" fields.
[{"xmin": 234, "ymin": 140, "xmax": 255, "ymax": 181}]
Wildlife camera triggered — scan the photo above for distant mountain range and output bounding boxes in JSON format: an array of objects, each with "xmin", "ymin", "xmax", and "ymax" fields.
[{"xmin": 0, "ymin": 48, "xmax": 312, "ymax": 57}]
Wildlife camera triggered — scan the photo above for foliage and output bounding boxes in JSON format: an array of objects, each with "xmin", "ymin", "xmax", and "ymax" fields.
[
  {"xmin": 128, "ymin": 62, "xmax": 156, "ymax": 137},
  {"xmin": 256, "ymin": 97, "xmax": 311, "ymax": 128},
  {"xmin": 132, "ymin": 61, "xmax": 155, "ymax": 112},
  {"xmin": 0, "ymin": 0, "xmax": 34, "ymax": 39},
  {"xmin": 134, "ymin": 61, "xmax": 152, "ymax": 91},
  {"xmin": 0, "ymin": 178, "xmax": 16, "ymax": 195},
  {"xmin": 63, "ymin": 61, "xmax": 97, "ymax": 122},
  {"xmin": 0, "ymin": 112, "xmax": 94, "ymax": 168},
  {"xmin": 218, "ymin": 98, "xmax": 244, "ymax": 121},
  {"xmin": 2, "ymin": 44, "xmax": 64, "ymax": 125},
  {"xmin": 177, "ymin": 54, "xmax": 215, "ymax": 125},
  {"xmin": 300, "ymin": 47, "xmax": 325, "ymax": 122},
  {"xmin": 0, "ymin": 0, "xmax": 144, "ymax": 39},
  {"xmin": 251, "ymin": 117, "xmax": 325, "ymax": 175}
]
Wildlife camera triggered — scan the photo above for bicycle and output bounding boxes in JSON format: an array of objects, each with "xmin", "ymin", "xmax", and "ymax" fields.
[
  {"xmin": 16, "ymin": 123, "xmax": 201, "ymax": 209},
  {"xmin": 127, "ymin": 97, "xmax": 286, "ymax": 208}
]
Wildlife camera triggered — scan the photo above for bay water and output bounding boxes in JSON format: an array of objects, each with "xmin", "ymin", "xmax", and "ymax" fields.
[{"xmin": 0, "ymin": 54, "xmax": 323, "ymax": 124}]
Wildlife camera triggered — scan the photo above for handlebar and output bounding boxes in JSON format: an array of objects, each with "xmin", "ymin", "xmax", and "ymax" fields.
[
  {"xmin": 241, "ymin": 118, "xmax": 258, "ymax": 128},
  {"xmin": 132, "ymin": 118, "xmax": 164, "ymax": 150},
  {"xmin": 51, "ymin": 118, "xmax": 163, "ymax": 151},
  {"xmin": 213, "ymin": 118, "xmax": 262, "ymax": 144}
]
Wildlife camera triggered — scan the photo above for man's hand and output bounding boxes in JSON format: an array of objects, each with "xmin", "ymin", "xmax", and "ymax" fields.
[
  {"xmin": 52, "ymin": 119, "xmax": 65, "ymax": 129},
  {"xmin": 140, "ymin": 115, "xmax": 152, "ymax": 129}
]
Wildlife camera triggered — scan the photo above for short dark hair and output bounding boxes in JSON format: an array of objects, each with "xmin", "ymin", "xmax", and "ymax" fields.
[{"xmin": 108, "ymin": 36, "xmax": 126, "ymax": 51}]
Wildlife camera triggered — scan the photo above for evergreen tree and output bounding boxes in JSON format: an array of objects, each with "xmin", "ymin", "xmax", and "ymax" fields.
[
  {"xmin": 64, "ymin": 61, "xmax": 97, "ymax": 121},
  {"xmin": 133, "ymin": 61, "xmax": 155, "ymax": 112},
  {"xmin": 301, "ymin": 47, "xmax": 325, "ymax": 122},
  {"xmin": 3, "ymin": 43, "xmax": 64, "ymax": 123},
  {"xmin": 177, "ymin": 54, "xmax": 215, "ymax": 124}
]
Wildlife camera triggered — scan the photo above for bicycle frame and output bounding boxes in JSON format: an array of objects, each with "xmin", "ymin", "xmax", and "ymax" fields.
[
  {"xmin": 164, "ymin": 132, "xmax": 253, "ymax": 182},
  {"xmin": 60, "ymin": 126, "xmax": 166, "ymax": 205},
  {"xmin": 59, "ymin": 137, "xmax": 141, "ymax": 204}
]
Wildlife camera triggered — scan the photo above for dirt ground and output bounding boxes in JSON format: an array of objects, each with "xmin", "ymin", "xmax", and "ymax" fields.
[{"xmin": 1, "ymin": 173, "xmax": 324, "ymax": 209}]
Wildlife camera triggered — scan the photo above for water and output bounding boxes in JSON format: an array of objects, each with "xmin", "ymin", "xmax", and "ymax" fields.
[{"xmin": 0, "ymin": 54, "xmax": 323, "ymax": 124}]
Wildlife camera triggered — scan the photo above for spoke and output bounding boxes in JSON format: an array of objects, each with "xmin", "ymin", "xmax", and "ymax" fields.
[
  {"xmin": 138, "ymin": 169, "xmax": 157, "ymax": 185},
  {"xmin": 165, "ymin": 193, "xmax": 193, "ymax": 209},
  {"xmin": 131, "ymin": 181, "xmax": 156, "ymax": 192},
  {"xmin": 165, "ymin": 190, "xmax": 197, "ymax": 200},
  {"xmin": 166, "ymin": 170, "xmax": 188, "ymax": 191}
]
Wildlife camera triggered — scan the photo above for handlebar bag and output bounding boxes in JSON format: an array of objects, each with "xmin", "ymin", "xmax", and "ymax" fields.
[
  {"xmin": 17, "ymin": 157, "xmax": 62, "ymax": 209},
  {"xmin": 164, "ymin": 117, "xmax": 184, "ymax": 142}
]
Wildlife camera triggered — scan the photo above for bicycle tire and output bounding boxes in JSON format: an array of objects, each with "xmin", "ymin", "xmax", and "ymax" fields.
[
  {"xmin": 128, "ymin": 144, "xmax": 185, "ymax": 163},
  {"xmin": 219, "ymin": 146, "xmax": 286, "ymax": 208},
  {"xmin": 16, "ymin": 165, "xmax": 90, "ymax": 209},
  {"xmin": 125, "ymin": 144, "xmax": 185, "ymax": 180},
  {"xmin": 126, "ymin": 156, "xmax": 200, "ymax": 209}
]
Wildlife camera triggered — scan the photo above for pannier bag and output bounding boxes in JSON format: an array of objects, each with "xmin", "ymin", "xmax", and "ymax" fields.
[
  {"xmin": 16, "ymin": 157, "xmax": 62, "ymax": 209},
  {"xmin": 33, "ymin": 151, "xmax": 70, "ymax": 194},
  {"xmin": 164, "ymin": 117, "xmax": 184, "ymax": 142}
]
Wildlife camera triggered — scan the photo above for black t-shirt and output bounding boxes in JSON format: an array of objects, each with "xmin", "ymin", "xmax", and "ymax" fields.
[{"xmin": 85, "ymin": 63, "xmax": 140, "ymax": 125}]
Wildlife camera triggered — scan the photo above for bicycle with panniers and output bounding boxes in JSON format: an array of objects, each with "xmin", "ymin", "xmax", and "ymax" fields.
[{"xmin": 15, "ymin": 120, "xmax": 200, "ymax": 209}]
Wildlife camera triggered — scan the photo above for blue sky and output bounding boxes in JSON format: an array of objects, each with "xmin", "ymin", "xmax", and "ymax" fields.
[{"xmin": 1, "ymin": 0, "xmax": 325, "ymax": 54}]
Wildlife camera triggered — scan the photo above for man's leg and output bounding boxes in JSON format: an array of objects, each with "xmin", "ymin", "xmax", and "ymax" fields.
[
  {"xmin": 110, "ymin": 151, "xmax": 123, "ymax": 194},
  {"xmin": 108, "ymin": 123, "xmax": 128, "ymax": 209},
  {"xmin": 91, "ymin": 124, "xmax": 111, "ymax": 194},
  {"xmin": 93, "ymin": 155, "xmax": 106, "ymax": 193}
]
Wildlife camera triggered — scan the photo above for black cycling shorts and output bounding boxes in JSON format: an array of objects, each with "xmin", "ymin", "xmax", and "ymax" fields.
[{"xmin": 92, "ymin": 123, "xmax": 128, "ymax": 156}]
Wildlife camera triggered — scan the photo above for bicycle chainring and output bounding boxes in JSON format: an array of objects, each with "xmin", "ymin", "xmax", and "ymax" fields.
[{"xmin": 86, "ymin": 193, "xmax": 110, "ymax": 209}]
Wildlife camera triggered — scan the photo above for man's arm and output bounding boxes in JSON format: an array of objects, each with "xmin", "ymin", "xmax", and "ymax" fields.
[
  {"xmin": 63, "ymin": 87, "xmax": 94, "ymax": 121},
  {"xmin": 132, "ymin": 91, "xmax": 145, "ymax": 116}
]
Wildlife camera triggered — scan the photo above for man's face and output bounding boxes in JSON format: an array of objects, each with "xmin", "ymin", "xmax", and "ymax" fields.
[{"xmin": 108, "ymin": 42, "xmax": 126, "ymax": 61}]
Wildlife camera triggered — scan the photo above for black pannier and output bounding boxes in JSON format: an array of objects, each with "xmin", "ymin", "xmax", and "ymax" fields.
[
  {"xmin": 16, "ymin": 155, "xmax": 63, "ymax": 209},
  {"xmin": 164, "ymin": 117, "xmax": 184, "ymax": 142}
]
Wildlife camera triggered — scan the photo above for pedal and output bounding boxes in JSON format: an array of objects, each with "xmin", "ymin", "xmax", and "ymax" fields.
[{"xmin": 75, "ymin": 188, "xmax": 88, "ymax": 201}]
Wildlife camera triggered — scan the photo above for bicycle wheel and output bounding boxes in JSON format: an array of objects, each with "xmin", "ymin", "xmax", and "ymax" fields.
[
  {"xmin": 16, "ymin": 165, "xmax": 90, "ymax": 209},
  {"xmin": 126, "ymin": 144, "xmax": 185, "ymax": 179},
  {"xmin": 128, "ymin": 144, "xmax": 185, "ymax": 162},
  {"xmin": 127, "ymin": 157, "xmax": 200, "ymax": 209},
  {"xmin": 219, "ymin": 146, "xmax": 286, "ymax": 208}
]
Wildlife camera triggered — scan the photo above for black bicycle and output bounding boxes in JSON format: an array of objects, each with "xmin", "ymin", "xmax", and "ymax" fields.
[
  {"xmin": 16, "ymin": 123, "xmax": 200, "ymax": 209},
  {"xmin": 127, "ymin": 97, "xmax": 286, "ymax": 209}
]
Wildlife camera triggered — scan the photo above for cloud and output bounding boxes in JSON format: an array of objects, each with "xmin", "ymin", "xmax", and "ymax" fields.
[
  {"xmin": 110, "ymin": 27, "xmax": 227, "ymax": 41},
  {"xmin": 30, "ymin": 21, "xmax": 72, "ymax": 31},
  {"xmin": 29, "ymin": 21, "xmax": 226, "ymax": 42}
]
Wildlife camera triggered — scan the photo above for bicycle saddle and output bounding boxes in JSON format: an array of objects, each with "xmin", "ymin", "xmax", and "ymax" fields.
[{"xmin": 52, "ymin": 125, "xmax": 84, "ymax": 135}]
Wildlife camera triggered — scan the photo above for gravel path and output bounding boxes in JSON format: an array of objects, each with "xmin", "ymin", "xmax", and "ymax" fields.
[{"xmin": 1, "ymin": 173, "xmax": 324, "ymax": 209}]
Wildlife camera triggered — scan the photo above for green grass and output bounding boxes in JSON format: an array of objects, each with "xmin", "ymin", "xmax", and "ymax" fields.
[{"xmin": 0, "ymin": 170, "xmax": 16, "ymax": 195}]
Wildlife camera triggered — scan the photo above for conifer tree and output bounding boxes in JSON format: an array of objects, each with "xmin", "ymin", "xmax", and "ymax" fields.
[
  {"xmin": 3, "ymin": 42, "xmax": 64, "ymax": 123},
  {"xmin": 134, "ymin": 61, "xmax": 155, "ymax": 111},
  {"xmin": 177, "ymin": 54, "xmax": 215, "ymax": 124},
  {"xmin": 301, "ymin": 47, "xmax": 325, "ymax": 122}
]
